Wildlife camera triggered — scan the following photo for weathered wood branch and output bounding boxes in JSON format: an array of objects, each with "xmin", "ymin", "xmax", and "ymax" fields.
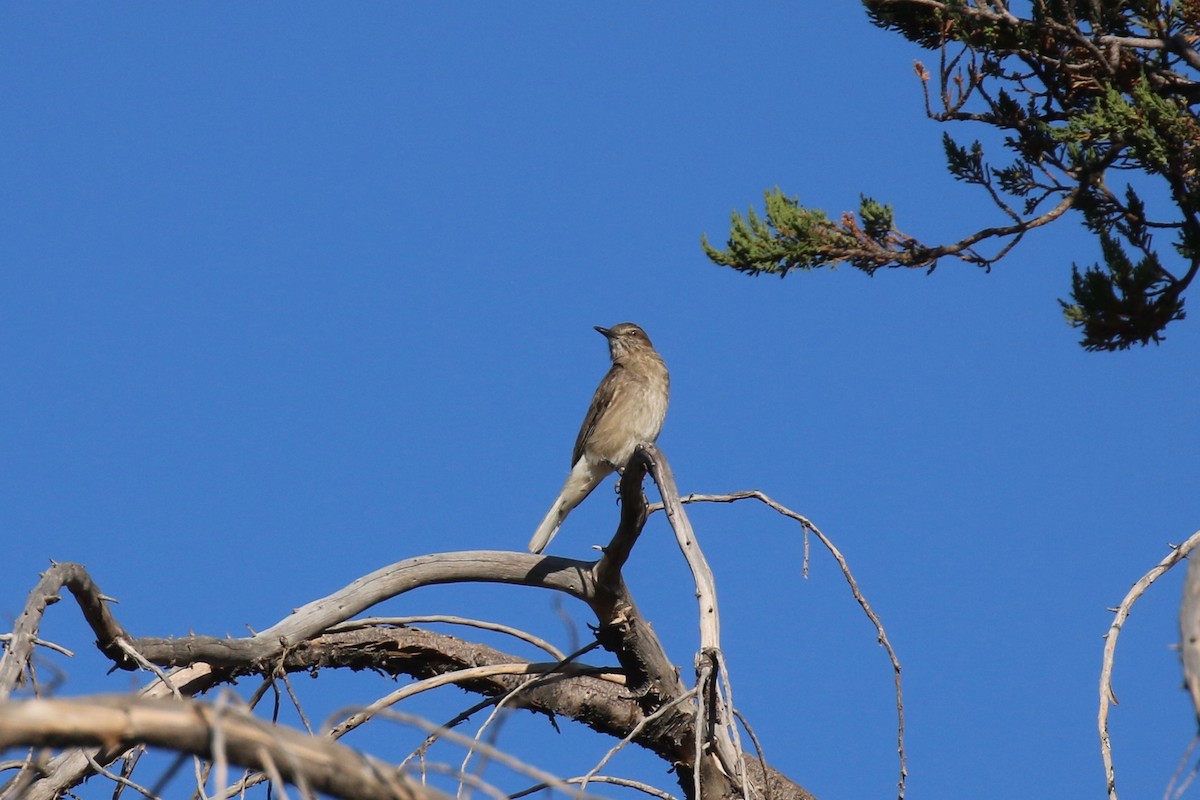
[
  {"xmin": 0, "ymin": 694, "xmax": 445, "ymax": 800},
  {"xmin": 1, "ymin": 446, "xmax": 816, "ymax": 800},
  {"xmin": 1099, "ymin": 530, "xmax": 1200, "ymax": 800},
  {"xmin": 1181, "ymin": 553, "xmax": 1200, "ymax": 726},
  {"xmin": 0, "ymin": 562, "xmax": 133, "ymax": 701}
]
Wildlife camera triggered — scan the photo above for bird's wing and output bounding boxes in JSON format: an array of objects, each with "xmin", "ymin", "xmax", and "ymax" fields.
[{"xmin": 572, "ymin": 364, "xmax": 621, "ymax": 465}]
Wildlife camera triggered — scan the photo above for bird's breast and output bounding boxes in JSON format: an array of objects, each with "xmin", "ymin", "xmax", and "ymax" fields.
[{"xmin": 583, "ymin": 359, "xmax": 668, "ymax": 468}]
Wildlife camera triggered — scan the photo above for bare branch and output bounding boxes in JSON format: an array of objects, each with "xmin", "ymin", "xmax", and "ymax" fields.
[
  {"xmin": 0, "ymin": 695, "xmax": 445, "ymax": 800},
  {"xmin": 580, "ymin": 688, "xmax": 700, "ymax": 794},
  {"xmin": 369, "ymin": 708, "xmax": 609, "ymax": 800},
  {"xmin": 1099, "ymin": 530, "xmax": 1200, "ymax": 800},
  {"xmin": 126, "ymin": 551, "xmax": 597, "ymax": 669},
  {"xmin": 326, "ymin": 616, "xmax": 566, "ymax": 661},
  {"xmin": 1181, "ymin": 557, "xmax": 1200, "ymax": 726},
  {"xmin": 665, "ymin": 490, "xmax": 908, "ymax": 800},
  {"xmin": 1, "ymin": 456, "xmax": 821, "ymax": 800},
  {"xmin": 635, "ymin": 446, "xmax": 746, "ymax": 798},
  {"xmin": 0, "ymin": 562, "xmax": 133, "ymax": 699}
]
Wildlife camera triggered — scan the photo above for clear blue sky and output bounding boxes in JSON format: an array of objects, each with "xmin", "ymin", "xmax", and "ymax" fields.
[{"xmin": 3, "ymin": 5, "xmax": 1198, "ymax": 799}]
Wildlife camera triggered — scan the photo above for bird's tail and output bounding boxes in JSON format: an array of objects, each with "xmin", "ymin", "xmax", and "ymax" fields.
[
  {"xmin": 528, "ymin": 497, "xmax": 566, "ymax": 554},
  {"xmin": 528, "ymin": 458, "xmax": 611, "ymax": 554}
]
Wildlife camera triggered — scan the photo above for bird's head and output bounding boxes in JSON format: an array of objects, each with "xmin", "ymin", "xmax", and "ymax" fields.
[{"xmin": 595, "ymin": 322, "xmax": 656, "ymax": 362}]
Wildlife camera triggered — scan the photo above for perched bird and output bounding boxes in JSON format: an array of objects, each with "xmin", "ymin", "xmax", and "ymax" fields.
[{"xmin": 528, "ymin": 323, "xmax": 670, "ymax": 554}]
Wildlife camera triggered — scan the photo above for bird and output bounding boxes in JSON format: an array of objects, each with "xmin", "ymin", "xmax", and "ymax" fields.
[{"xmin": 528, "ymin": 322, "xmax": 670, "ymax": 554}]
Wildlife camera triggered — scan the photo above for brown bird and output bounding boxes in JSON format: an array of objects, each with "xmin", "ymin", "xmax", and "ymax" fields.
[{"xmin": 528, "ymin": 323, "xmax": 670, "ymax": 554}]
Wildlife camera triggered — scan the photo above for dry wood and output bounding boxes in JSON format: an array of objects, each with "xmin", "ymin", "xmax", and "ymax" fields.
[
  {"xmin": 0, "ymin": 447, "xmax": 819, "ymax": 800},
  {"xmin": 1182, "ymin": 555, "xmax": 1200, "ymax": 726},
  {"xmin": 0, "ymin": 694, "xmax": 443, "ymax": 800},
  {"xmin": 1098, "ymin": 530, "xmax": 1200, "ymax": 800}
]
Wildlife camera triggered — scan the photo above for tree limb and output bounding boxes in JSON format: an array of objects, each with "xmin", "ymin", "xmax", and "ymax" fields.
[{"xmin": 0, "ymin": 694, "xmax": 445, "ymax": 800}]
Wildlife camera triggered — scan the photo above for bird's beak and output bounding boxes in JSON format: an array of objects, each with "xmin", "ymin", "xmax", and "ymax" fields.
[{"xmin": 594, "ymin": 325, "xmax": 614, "ymax": 338}]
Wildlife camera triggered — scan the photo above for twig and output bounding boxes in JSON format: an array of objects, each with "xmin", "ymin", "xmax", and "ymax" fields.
[
  {"xmin": 578, "ymin": 688, "xmax": 699, "ymax": 795},
  {"xmin": 368, "ymin": 708, "xmax": 607, "ymax": 800},
  {"xmin": 116, "ymin": 640, "xmax": 181, "ymax": 700},
  {"xmin": 254, "ymin": 747, "xmax": 291, "ymax": 800},
  {"xmin": 209, "ymin": 692, "xmax": 234, "ymax": 800},
  {"xmin": 663, "ymin": 489, "xmax": 907, "ymax": 800},
  {"xmin": 82, "ymin": 751, "xmax": 160, "ymax": 800},
  {"xmin": 512, "ymin": 774, "xmax": 680, "ymax": 800},
  {"xmin": 574, "ymin": 775, "xmax": 680, "ymax": 800},
  {"xmin": 1165, "ymin": 734, "xmax": 1200, "ymax": 800},
  {"xmin": 274, "ymin": 668, "xmax": 314, "ymax": 736},
  {"xmin": 0, "ymin": 634, "xmax": 74, "ymax": 658},
  {"xmin": 325, "ymin": 616, "xmax": 565, "ymax": 662},
  {"xmin": 733, "ymin": 707, "xmax": 770, "ymax": 800},
  {"xmin": 455, "ymin": 641, "xmax": 609, "ymax": 781},
  {"xmin": 418, "ymin": 762, "xmax": 509, "ymax": 800},
  {"xmin": 326, "ymin": 660, "xmax": 619, "ymax": 742},
  {"xmin": 1100, "ymin": 530, "xmax": 1200, "ymax": 800},
  {"xmin": 639, "ymin": 446, "xmax": 745, "ymax": 793},
  {"xmin": 1179, "ymin": 552, "xmax": 1200, "ymax": 727}
]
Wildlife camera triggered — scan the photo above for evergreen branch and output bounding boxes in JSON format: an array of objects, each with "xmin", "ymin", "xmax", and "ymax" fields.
[{"xmin": 704, "ymin": 0, "xmax": 1200, "ymax": 349}]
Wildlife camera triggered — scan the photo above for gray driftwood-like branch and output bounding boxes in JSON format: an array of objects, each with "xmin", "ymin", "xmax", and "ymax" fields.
[
  {"xmin": 0, "ymin": 694, "xmax": 443, "ymax": 800},
  {"xmin": 1181, "ymin": 551, "xmax": 1200, "ymax": 726},
  {"xmin": 1098, "ymin": 530, "xmax": 1200, "ymax": 800},
  {"xmin": 0, "ymin": 446, "xmax": 816, "ymax": 800}
]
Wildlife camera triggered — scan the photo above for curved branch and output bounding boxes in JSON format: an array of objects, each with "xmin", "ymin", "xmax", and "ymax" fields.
[
  {"xmin": 0, "ymin": 695, "xmax": 444, "ymax": 800},
  {"xmin": 637, "ymin": 445, "xmax": 745, "ymax": 793},
  {"xmin": 3, "ymin": 463, "xmax": 819, "ymax": 800},
  {"xmin": 662, "ymin": 489, "xmax": 908, "ymax": 800},
  {"xmin": 1098, "ymin": 530, "xmax": 1200, "ymax": 800},
  {"xmin": 128, "ymin": 552, "xmax": 596, "ymax": 668},
  {"xmin": 0, "ymin": 562, "xmax": 130, "ymax": 700}
]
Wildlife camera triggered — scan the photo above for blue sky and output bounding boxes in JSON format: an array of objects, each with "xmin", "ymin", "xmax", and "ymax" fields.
[{"xmin": 3, "ymin": 4, "xmax": 1199, "ymax": 800}]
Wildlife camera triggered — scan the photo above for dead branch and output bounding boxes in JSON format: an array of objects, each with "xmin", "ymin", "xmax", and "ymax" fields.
[
  {"xmin": 327, "ymin": 615, "xmax": 567, "ymax": 660},
  {"xmin": 0, "ymin": 562, "xmax": 130, "ymax": 700},
  {"xmin": 1099, "ymin": 530, "xmax": 1200, "ymax": 800},
  {"xmin": 1181, "ymin": 553, "xmax": 1200, "ymax": 730},
  {"xmin": 120, "ymin": 551, "xmax": 598, "ymax": 669},
  {"xmin": 0, "ymin": 694, "xmax": 444, "ymax": 800},
  {"xmin": 1, "ymin": 448, "xmax": 821, "ymax": 800},
  {"xmin": 640, "ymin": 446, "xmax": 745, "ymax": 796},
  {"xmin": 662, "ymin": 489, "xmax": 907, "ymax": 800}
]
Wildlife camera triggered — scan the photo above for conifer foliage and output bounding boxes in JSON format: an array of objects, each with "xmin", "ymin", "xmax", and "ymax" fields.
[{"xmin": 704, "ymin": 1, "xmax": 1200, "ymax": 350}]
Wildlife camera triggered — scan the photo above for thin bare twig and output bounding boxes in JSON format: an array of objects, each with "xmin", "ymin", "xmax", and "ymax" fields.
[
  {"xmin": 326, "ymin": 616, "xmax": 566, "ymax": 662},
  {"xmin": 572, "ymin": 775, "xmax": 680, "ymax": 800},
  {"xmin": 368, "ymin": 709, "xmax": 607, "ymax": 800},
  {"xmin": 514, "ymin": 774, "xmax": 682, "ymax": 800},
  {"xmin": 1100, "ymin": 530, "xmax": 1200, "ymax": 800},
  {"xmin": 116, "ymin": 640, "xmax": 182, "ymax": 700},
  {"xmin": 274, "ymin": 669, "xmax": 314, "ymax": 736},
  {"xmin": 417, "ymin": 762, "xmax": 509, "ymax": 800},
  {"xmin": 662, "ymin": 489, "xmax": 908, "ymax": 800},
  {"xmin": 82, "ymin": 751, "xmax": 160, "ymax": 800},
  {"xmin": 0, "ymin": 634, "xmax": 74, "ymax": 659},
  {"xmin": 456, "ymin": 641, "xmax": 610, "ymax": 781},
  {"xmin": 1165, "ymin": 734, "xmax": 1200, "ymax": 800},
  {"xmin": 326, "ymin": 660, "xmax": 620, "ymax": 742},
  {"xmin": 579, "ymin": 688, "xmax": 700, "ymax": 795},
  {"xmin": 254, "ymin": 747, "xmax": 291, "ymax": 800},
  {"xmin": 733, "ymin": 707, "xmax": 771, "ymax": 800}
]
